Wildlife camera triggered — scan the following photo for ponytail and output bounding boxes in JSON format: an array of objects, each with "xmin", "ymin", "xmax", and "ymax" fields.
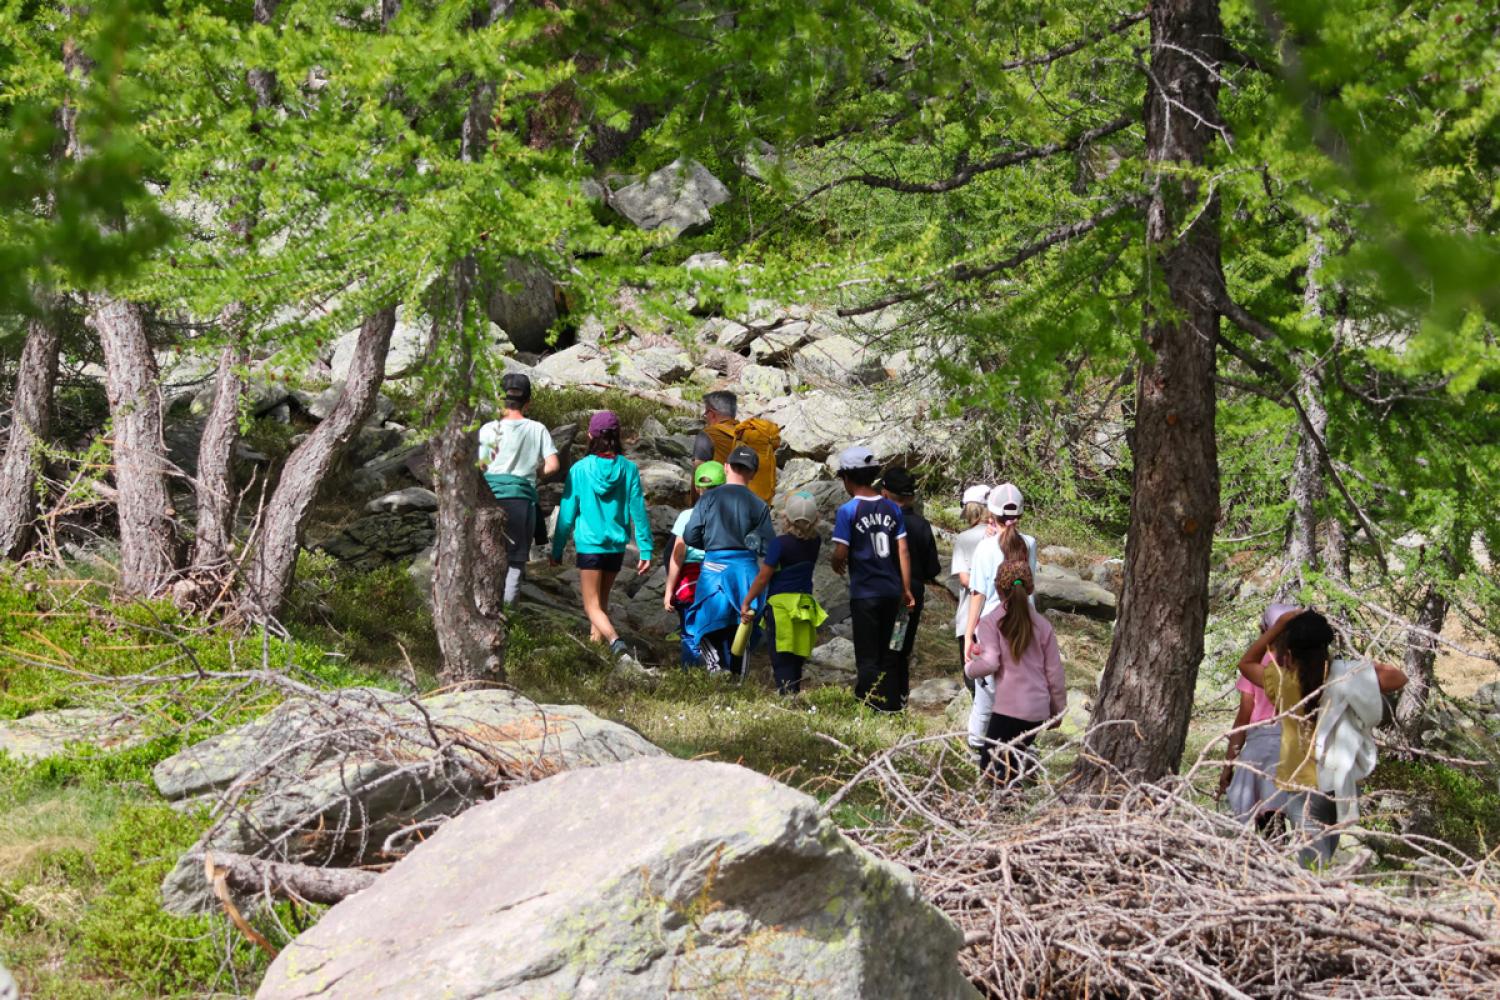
[
  {"xmin": 999, "ymin": 523, "xmax": 1029, "ymax": 564},
  {"xmin": 995, "ymin": 558, "xmax": 1035, "ymax": 660},
  {"xmin": 1282, "ymin": 610, "xmax": 1335, "ymax": 725}
]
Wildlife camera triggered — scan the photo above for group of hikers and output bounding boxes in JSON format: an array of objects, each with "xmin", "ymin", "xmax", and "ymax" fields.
[{"xmin": 478, "ymin": 374, "xmax": 1410, "ymax": 864}]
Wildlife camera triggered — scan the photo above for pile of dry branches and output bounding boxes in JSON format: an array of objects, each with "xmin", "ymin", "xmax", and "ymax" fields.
[{"xmin": 830, "ymin": 734, "xmax": 1500, "ymax": 998}]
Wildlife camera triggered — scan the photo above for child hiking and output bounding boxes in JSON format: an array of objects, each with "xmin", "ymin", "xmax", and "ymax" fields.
[
  {"xmin": 1238, "ymin": 608, "xmax": 1407, "ymax": 865},
  {"xmin": 964, "ymin": 485, "xmax": 1039, "ymax": 766},
  {"xmin": 1218, "ymin": 602, "xmax": 1299, "ymax": 828},
  {"xmin": 949, "ymin": 484, "xmax": 993, "ymax": 693},
  {"xmin": 831, "ymin": 446, "xmax": 915, "ymax": 712},
  {"xmin": 881, "ymin": 466, "xmax": 943, "ymax": 683},
  {"xmin": 683, "ymin": 445, "xmax": 776, "ymax": 676},
  {"xmin": 549, "ymin": 411, "xmax": 653, "ymax": 661},
  {"xmin": 965, "ymin": 557, "xmax": 1064, "ymax": 785},
  {"xmin": 663, "ymin": 462, "xmax": 725, "ymax": 667},
  {"xmin": 478, "ymin": 373, "xmax": 560, "ymax": 605},
  {"xmin": 740, "ymin": 491, "xmax": 826, "ymax": 695}
]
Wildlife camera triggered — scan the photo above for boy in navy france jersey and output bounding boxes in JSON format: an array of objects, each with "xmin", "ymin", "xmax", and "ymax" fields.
[{"xmin": 831, "ymin": 446, "xmax": 915, "ymax": 712}]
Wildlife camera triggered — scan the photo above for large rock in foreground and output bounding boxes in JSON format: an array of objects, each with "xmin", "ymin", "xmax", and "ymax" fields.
[
  {"xmin": 257, "ymin": 757, "xmax": 978, "ymax": 1000},
  {"xmin": 157, "ymin": 688, "xmax": 662, "ymax": 914}
]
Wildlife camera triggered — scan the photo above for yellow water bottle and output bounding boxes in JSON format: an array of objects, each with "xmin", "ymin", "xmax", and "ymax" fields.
[{"xmin": 731, "ymin": 619, "xmax": 753, "ymax": 657}]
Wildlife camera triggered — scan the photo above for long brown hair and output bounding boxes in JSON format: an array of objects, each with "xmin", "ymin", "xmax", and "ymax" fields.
[
  {"xmin": 995, "ymin": 558, "xmax": 1035, "ymax": 660},
  {"xmin": 1275, "ymin": 610, "xmax": 1335, "ymax": 725},
  {"xmin": 999, "ymin": 522, "xmax": 1028, "ymax": 563}
]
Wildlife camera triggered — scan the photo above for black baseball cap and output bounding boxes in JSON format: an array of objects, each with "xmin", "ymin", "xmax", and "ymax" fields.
[
  {"xmin": 503, "ymin": 373, "xmax": 532, "ymax": 405},
  {"xmin": 882, "ymin": 466, "xmax": 917, "ymax": 496},
  {"xmin": 726, "ymin": 445, "xmax": 760, "ymax": 474}
]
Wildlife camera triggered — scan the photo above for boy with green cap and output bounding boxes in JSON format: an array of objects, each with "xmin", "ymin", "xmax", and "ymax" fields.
[{"xmin": 664, "ymin": 461, "xmax": 725, "ymax": 666}]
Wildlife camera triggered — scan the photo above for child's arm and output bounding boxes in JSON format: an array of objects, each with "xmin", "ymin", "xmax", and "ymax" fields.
[
  {"xmin": 1218, "ymin": 691, "xmax": 1256, "ymax": 800},
  {"xmin": 663, "ymin": 536, "xmax": 688, "ymax": 611},
  {"xmin": 1238, "ymin": 609, "xmax": 1299, "ymax": 686},
  {"xmin": 897, "ymin": 536, "xmax": 915, "ymax": 609},
  {"xmin": 830, "ymin": 542, "xmax": 848, "ymax": 576},
  {"xmin": 740, "ymin": 562, "xmax": 777, "ymax": 622}
]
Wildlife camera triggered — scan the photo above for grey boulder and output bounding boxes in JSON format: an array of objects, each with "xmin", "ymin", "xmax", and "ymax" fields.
[
  {"xmin": 256, "ymin": 757, "xmax": 977, "ymax": 1000},
  {"xmin": 0, "ymin": 708, "xmax": 144, "ymax": 763},
  {"xmin": 157, "ymin": 688, "xmax": 662, "ymax": 915},
  {"xmin": 363, "ymin": 486, "xmax": 438, "ymax": 515},
  {"xmin": 793, "ymin": 334, "xmax": 887, "ymax": 386},
  {"xmin": 608, "ymin": 159, "xmax": 730, "ymax": 235},
  {"xmin": 1032, "ymin": 565, "xmax": 1118, "ymax": 622}
]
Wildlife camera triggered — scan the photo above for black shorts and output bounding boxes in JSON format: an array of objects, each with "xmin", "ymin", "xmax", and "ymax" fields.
[{"xmin": 577, "ymin": 551, "xmax": 625, "ymax": 573}]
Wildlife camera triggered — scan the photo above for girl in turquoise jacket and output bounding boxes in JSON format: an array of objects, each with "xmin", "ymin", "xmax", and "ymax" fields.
[{"xmin": 549, "ymin": 411, "xmax": 653, "ymax": 658}]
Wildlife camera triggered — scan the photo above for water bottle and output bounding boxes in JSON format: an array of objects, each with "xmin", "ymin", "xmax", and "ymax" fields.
[{"xmin": 888, "ymin": 609, "xmax": 909, "ymax": 652}]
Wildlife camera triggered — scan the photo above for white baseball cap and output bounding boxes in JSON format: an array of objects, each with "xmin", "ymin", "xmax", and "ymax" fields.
[
  {"xmin": 961, "ymin": 484, "xmax": 992, "ymax": 506},
  {"xmin": 836, "ymin": 445, "xmax": 880, "ymax": 473},
  {"xmin": 987, "ymin": 483, "xmax": 1023, "ymax": 517}
]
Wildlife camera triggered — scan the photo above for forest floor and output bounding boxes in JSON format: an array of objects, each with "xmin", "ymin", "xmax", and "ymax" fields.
[{"xmin": 2, "ymin": 529, "xmax": 1498, "ymax": 997}]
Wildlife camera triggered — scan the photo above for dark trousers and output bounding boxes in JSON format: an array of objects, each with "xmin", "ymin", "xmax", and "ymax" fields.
[
  {"xmin": 766, "ymin": 616, "xmax": 805, "ymax": 695},
  {"xmin": 959, "ymin": 637, "xmax": 975, "ymax": 695},
  {"xmin": 495, "ymin": 497, "xmax": 535, "ymax": 567},
  {"xmin": 699, "ymin": 626, "xmax": 747, "ymax": 677},
  {"xmin": 981, "ymin": 713, "xmax": 1043, "ymax": 787},
  {"xmin": 851, "ymin": 595, "xmax": 905, "ymax": 712}
]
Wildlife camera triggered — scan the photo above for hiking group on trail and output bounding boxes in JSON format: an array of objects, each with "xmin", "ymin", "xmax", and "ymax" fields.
[{"xmin": 480, "ymin": 376, "xmax": 1411, "ymax": 866}]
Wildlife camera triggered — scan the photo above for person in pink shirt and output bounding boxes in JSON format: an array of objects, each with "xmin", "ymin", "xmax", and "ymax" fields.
[
  {"xmin": 1217, "ymin": 603, "xmax": 1297, "ymax": 826},
  {"xmin": 964, "ymin": 558, "xmax": 1064, "ymax": 786}
]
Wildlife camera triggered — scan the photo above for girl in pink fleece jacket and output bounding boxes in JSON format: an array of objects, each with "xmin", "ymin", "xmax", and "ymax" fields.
[{"xmin": 965, "ymin": 559, "xmax": 1065, "ymax": 785}]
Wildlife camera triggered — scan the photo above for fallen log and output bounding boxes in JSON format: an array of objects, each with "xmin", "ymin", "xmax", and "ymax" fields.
[{"xmin": 201, "ymin": 851, "xmax": 380, "ymax": 906}]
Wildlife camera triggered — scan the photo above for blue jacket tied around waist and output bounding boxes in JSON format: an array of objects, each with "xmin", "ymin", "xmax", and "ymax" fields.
[{"xmin": 685, "ymin": 549, "xmax": 763, "ymax": 654}]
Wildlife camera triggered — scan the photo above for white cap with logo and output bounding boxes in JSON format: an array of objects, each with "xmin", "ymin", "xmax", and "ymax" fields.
[{"xmin": 987, "ymin": 482, "xmax": 1024, "ymax": 517}]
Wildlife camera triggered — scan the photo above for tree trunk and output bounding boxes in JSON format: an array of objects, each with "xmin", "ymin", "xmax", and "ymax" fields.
[
  {"xmin": 1074, "ymin": 0, "xmax": 1223, "ymax": 789},
  {"xmin": 1287, "ymin": 378, "xmax": 1328, "ymax": 575},
  {"xmin": 237, "ymin": 307, "xmax": 395, "ymax": 620},
  {"xmin": 431, "ymin": 399, "xmax": 507, "ymax": 685},
  {"xmin": 1395, "ymin": 579, "xmax": 1449, "ymax": 741},
  {"xmin": 432, "ymin": 256, "xmax": 506, "ymax": 685},
  {"xmin": 187, "ymin": 1, "xmax": 279, "ymax": 585},
  {"xmin": 190, "ymin": 342, "xmax": 245, "ymax": 578},
  {"xmin": 0, "ymin": 309, "xmax": 63, "ymax": 560},
  {"xmin": 88, "ymin": 296, "xmax": 178, "ymax": 596},
  {"xmin": 1286, "ymin": 224, "xmax": 1327, "ymax": 580}
]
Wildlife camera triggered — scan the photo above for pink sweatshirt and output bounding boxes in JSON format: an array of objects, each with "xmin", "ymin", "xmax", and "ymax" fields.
[{"xmin": 965, "ymin": 600, "xmax": 1065, "ymax": 722}]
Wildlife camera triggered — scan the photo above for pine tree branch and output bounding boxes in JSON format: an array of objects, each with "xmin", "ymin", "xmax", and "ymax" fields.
[
  {"xmin": 838, "ymin": 198, "xmax": 1138, "ymax": 317},
  {"xmin": 996, "ymin": 11, "xmax": 1149, "ymax": 71},
  {"xmin": 809, "ymin": 114, "xmax": 1136, "ymax": 197},
  {"xmin": 1215, "ymin": 296, "xmax": 1390, "ymax": 576}
]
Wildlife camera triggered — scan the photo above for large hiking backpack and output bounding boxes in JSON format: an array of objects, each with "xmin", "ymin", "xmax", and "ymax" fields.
[{"xmin": 704, "ymin": 417, "xmax": 780, "ymax": 502}]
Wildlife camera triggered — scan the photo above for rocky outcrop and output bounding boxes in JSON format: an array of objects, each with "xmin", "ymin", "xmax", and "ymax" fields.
[
  {"xmin": 255, "ymin": 757, "xmax": 978, "ymax": 1000},
  {"xmin": 157, "ymin": 688, "xmax": 663, "ymax": 915}
]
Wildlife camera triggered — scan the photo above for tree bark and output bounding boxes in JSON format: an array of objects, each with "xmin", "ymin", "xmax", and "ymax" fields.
[
  {"xmin": 431, "ymin": 254, "xmax": 505, "ymax": 683},
  {"xmin": 88, "ymin": 296, "xmax": 178, "ymax": 596},
  {"xmin": 187, "ymin": 1, "xmax": 279, "ymax": 584},
  {"xmin": 1286, "ymin": 224, "xmax": 1327, "ymax": 579},
  {"xmin": 1074, "ymin": 0, "xmax": 1223, "ymax": 789},
  {"xmin": 0, "ymin": 308, "xmax": 63, "ymax": 560},
  {"xmin": 202, "ymin": 851, "xmax": 377, "ymax": 905},
  {"xmin": 190, "ymin": 341, "xmax": 245, "ymax": 578},
  {"xmin": 1394, "ymin": 582, "xmax": 1446, "ymax": 739},
  {"xmin": 237, "ymin": 307, "xmax": 396, "ymax": 620},
  {"xmin": 431, "ymin": 4, "xmax": 510, "ymax": 685}
]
